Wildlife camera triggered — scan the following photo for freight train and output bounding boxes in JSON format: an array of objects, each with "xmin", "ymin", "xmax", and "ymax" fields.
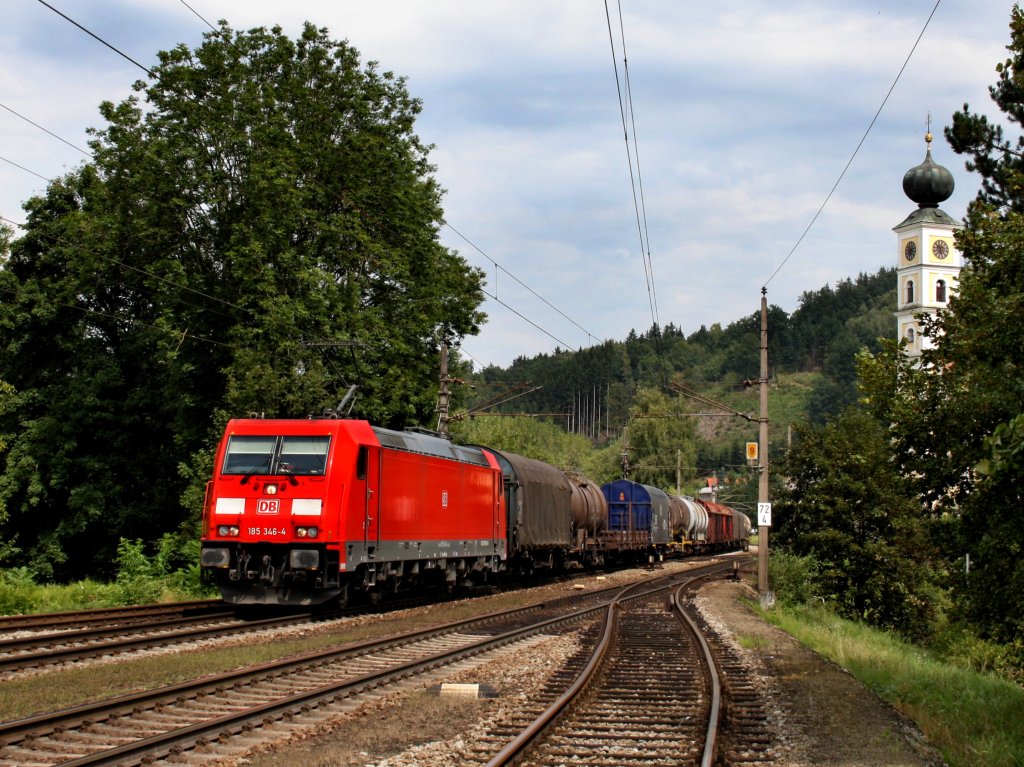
[{"xmin": 199, "ymin": 417, "xmax": 751, "ymax": 606}]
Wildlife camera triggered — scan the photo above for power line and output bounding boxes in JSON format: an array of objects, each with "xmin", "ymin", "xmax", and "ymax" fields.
[
  {"xmin": 35, "ymin": 0, "xmax": 154, "ymax": 77},
  {"xmin": 604, "ymin": 0, "xmax": 660, "ymax": 333},
  {"xmin": 0, "ymin": 102, "xmax": 90, "ymax": 156},
  {"xmin": 0, "ymin": 155, "xmax": 49, "ymax": 183},
  {"xmin": 177, "ymin": 0, "xmax": 218, "ymax": 32},
  {"xmin": 482, "ymin": 286, "xmax": 579, "ymax": 353},
  {"xmin": 17, "ymin": 5, "xmax": 592, "ymax": 369},
  {"xmin": 444, "ymin": 220, "xmax": 601, "ymax": 346},
  {"xmin": 0, "ymin": 213, "xmax": 245, "ymax": 319},
  {"xmin": 763, "ymin": 0, "xmax": 943, "ymax": 288},
  {"xmin": 614, "ymin": 0, "xmax": 659, "ymax": 331}
]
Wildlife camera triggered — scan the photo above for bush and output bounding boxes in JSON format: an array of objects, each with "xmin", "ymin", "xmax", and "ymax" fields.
[
  {"xmin": 0, "ymin": 567, "xmax": 38, "ymax": 615},
  {"xmin": 929, "ymin": 623, "xmax": 1024, "ymax": 686},
  {"xmin": 0, "ymin": 536, "xmax": 212, "ymax": 616},
  {"xmin": 768, "ymin": 551, "xmax": 822, "ymax": 606}
]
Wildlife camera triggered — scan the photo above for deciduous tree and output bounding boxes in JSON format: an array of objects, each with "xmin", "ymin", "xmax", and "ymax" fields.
[{"xmin": 0, "ymin": 23, "xmax": 484, "ymax": 579}]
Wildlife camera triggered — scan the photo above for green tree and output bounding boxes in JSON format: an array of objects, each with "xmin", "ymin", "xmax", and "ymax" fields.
[
  {"xmin": 0, "ymin": 23, "xmax": 484, "ymax": 580},
  {"xmin": 773, "ymin": 408, "xmax": 938, "ymax": 640},
  {"xmin": 624, "ymin": 387, "xmax": 698, "ymax": 490},
  {"xmin": 865, "ymin": 4, "xmax": 1024, "ymax": 642}
]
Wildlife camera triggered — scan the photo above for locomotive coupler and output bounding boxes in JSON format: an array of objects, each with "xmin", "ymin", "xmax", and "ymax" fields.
[{"xmin": 259, "ymin": 554, "xmax": 276, "ymax": 585}]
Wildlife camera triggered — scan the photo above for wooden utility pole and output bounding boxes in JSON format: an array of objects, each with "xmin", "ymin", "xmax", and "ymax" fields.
[{"xmin": 757, "ymin": 288, "xmax": 770, "ymax": 595}]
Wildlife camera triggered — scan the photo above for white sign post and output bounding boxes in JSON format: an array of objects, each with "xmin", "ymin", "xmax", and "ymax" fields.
[{"xmin": 757, "ymin": 502, "xmax": 772, "ymax": 527}]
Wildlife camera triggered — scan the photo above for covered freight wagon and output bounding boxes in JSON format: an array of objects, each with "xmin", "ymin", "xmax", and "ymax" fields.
[
  {"xmin": 600, "ymin": 479, "xmax": 671, "ymax": 553},
  {"xmin": 480, "ymin": 448, "xmax": 574, "ymax": 558}
]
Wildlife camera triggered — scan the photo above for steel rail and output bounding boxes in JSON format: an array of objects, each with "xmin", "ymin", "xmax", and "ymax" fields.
[
  {"xmin": 46, "ymin": 592, "xmax": 616, "ymax": 766},
  {"xmin": 0, "ymin": 600, "xmax": 223, "ymax": 633},
  {"xmin": 0, "ymin": 613, "xmax": 307, "ymax": 673},
  {"xmin": 671, "ymin": 578, "xmax": 724, "ymax": 767},
  {"xmin": 0, "ymin": 611, "xmax": 238, "ymax": 653},
  {"xmin": 0, "ymin": 569, "xmax": 681, "ymax": 742}
]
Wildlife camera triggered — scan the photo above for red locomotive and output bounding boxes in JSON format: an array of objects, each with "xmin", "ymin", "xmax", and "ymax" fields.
[{"xmin": 200, "ymin": 418, "xmax": 505, "ymax": 606}]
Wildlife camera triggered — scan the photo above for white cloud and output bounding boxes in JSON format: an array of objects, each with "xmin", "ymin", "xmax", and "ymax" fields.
[{"xmin": 1, "ymin": 1, "xmax": 1016, "ymax": 369}]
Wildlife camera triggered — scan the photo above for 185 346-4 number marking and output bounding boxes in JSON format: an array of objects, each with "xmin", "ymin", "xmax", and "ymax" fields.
[{"xmin": 248, "ymin": 527, "xmax": 287, "ymax": 537}]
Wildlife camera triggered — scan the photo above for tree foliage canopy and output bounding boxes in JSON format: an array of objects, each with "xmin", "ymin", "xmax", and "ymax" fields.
[
  {"xmin": 850, "ymin": 6, "xmax": 1024, "ymax": 643},
  {"xmin": 0, "ymin": 23, "xmax": 484, "ymax": 579},
  {"xmin": 773, "ymin": 408, "xmax": 938, "ymax": 639}
]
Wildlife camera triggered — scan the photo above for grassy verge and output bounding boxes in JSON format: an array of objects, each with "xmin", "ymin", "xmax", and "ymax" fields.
[
  {"xmin": 0, "ymin": 539, "xmax": 213, "ymax": 615},
  {"xmin": 758, "ymin": 603, "xmax": 1024, "ymax": 767}
]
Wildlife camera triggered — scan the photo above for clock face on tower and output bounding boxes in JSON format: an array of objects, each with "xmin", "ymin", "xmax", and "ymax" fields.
[
  {"xmin": 933, "ymin": 240, "xmax": 950, "ymax": 260},
  {"xmin": 904, "ymin": 241, "xmax": 916, "ymax": 261}
]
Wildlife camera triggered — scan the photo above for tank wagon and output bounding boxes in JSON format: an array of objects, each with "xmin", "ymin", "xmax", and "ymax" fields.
[{"xmin": 667, "ymin": 493, "xmax": 752, "ymax": 553}]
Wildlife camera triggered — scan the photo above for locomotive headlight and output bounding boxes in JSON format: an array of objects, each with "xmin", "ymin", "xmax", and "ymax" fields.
[
  {"xmin": 296, "ymin": 527, "xmax": 307, "ymax": 538},
  {"xmin": 265, "ymin": 483, "xmax": 278, "ymax": 495},
  {"xmin": 217, "ymin": 525, "xmax": 230, "ymax": 537},
  {"xmin": 306, "ymin": 526, "xmax": 318, "ymax": 538},
  {"xmin": 229, "ymin": 526, "xmax": 239, "ymax": 536}
]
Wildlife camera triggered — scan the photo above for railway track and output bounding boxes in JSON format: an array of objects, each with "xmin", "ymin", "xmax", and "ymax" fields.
[
  {"xmin": 458, "ymin": 558, "xmax": 773, "ymax": 767},
  {"xmin": 0, "ymin": 592, "xmax": 447, "ymax": 675},
  {"xmin": 0, "ymin": 569, "xmax": 691, "ymax": 766},
  {"xmin": 0, "ymin": 611, "xmax": 313, "ymax": 675},
  {"xmin": 0, "ymin": 600, "xmax": 225, "ymax": 634}
]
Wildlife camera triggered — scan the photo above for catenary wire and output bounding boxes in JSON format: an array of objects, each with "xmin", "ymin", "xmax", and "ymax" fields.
[
  {"xmin": 762, "ymin": 0, "xmax": 943, "ymax": 289},
  {"xmin": 444, "ymin": 220, "xmax": 601, "ymax": 345},
  {"xmin": 0, "ymin": 155, "xmax": 50, "ymax": 183},
  {"xmin": 177, "ymin": 0, "xmax": 218, "ymax": 32}
]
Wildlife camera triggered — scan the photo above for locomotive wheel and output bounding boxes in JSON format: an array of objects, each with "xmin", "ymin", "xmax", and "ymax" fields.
[{"xmin": 335, "ymin": 583, "xmax": 350, "ymax": 609}]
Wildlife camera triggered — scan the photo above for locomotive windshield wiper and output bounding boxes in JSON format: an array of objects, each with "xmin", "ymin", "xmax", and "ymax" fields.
[
  {"xmin": 239, "ymin": 457, "xmax": 272, "ymax": 485},
  {"xmin": 278, "ymin": 465, "xmax": 300, "ymax": 486}
]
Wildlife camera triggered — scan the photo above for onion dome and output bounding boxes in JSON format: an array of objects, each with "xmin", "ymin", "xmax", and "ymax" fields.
[
  {"xmin": 903, "ymin": 131, "xmax": 954, "ymax": 208},
  {"xmin": 895, "ymin": 130, "xmax": 957, "ymax": 228}
]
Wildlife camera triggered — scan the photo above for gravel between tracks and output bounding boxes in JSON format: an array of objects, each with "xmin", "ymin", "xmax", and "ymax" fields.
[{"xmin": 232, "ymin": 563, "xmax": 948, "ymax": 767}]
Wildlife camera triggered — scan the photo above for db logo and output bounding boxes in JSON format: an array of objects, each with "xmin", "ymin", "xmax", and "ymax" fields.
[{"xmin": 256, "ymin": 499, "xmax": 281, "ymax": 514}]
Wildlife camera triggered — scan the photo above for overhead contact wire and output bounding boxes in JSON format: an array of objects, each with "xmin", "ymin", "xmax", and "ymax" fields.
[{"xmin": 444, "ymin": 220, "xmax": 600, "ymax": 345}]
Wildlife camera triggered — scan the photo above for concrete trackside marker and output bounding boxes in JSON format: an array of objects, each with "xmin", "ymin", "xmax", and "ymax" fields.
[{"xmin": 428, "ymin": 683, "xmax": 499, "ymax": 699}]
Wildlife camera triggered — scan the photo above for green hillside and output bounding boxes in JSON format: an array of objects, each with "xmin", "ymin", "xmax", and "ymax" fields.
[{"xmin": 451, "ymin": 267, "xmax": 895, "ymax": 495}]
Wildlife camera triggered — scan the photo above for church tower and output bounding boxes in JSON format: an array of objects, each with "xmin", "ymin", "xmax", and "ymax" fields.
[{"xmin": 893, "ymin": 129, "xmax": 960, "ymax": 360}]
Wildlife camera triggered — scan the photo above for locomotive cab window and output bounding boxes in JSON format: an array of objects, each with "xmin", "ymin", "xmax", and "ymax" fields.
[
  {"xmin": 278, "ymin": 436, "xmax": 330, "ymax": 474},
  {"xmin": 222, "ymin": 435, "xmax": 276, "ymax": 474},
  {"xmin": 356, "ymin": 445, "xmax": 369, "ymax": 480},
  {"xmin": 222, "ymin": 435, "xmax": 330, "ymax": 476}
]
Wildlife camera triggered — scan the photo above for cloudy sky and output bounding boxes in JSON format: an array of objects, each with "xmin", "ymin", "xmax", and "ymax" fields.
[{"xmin": 0, "ymin": 1, "xmax": 1015, "ymax": 368}]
